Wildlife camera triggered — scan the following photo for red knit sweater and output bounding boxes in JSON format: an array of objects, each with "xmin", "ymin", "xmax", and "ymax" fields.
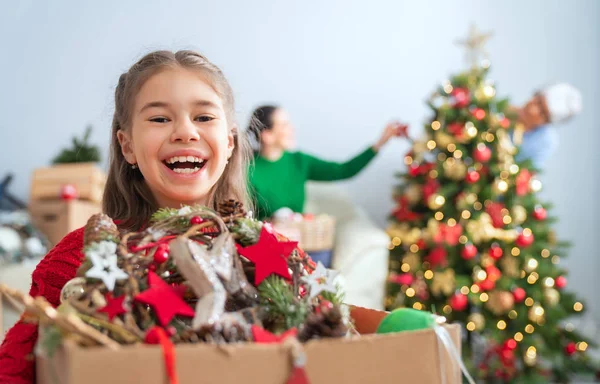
[{"xmin": 0, "ymin": 227, "xmax": 85, "ymax": 384}]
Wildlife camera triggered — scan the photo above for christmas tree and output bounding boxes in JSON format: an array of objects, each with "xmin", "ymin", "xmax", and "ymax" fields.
[
  {"xmin": 385, "ymin": 26, "xmax": 598, "ymax": 383},
  {"xmin": 52, "ymin": 124, "xmax": 101, "ymax": 164}
]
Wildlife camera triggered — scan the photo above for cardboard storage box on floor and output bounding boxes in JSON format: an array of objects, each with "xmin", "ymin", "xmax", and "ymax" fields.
[
  {"xmin": 30, "ymin": 162, "xmax": 106, "ymax": 204},
  {"xmin": 37, "ymin": 307, "xmax": 463, "ymax": 384},
  {"xmin": 28, "ymin": 200, "xmax": 102, "ymax": 246}
]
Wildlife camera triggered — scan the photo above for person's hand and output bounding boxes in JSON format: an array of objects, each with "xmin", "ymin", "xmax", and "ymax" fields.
[{"xmin": 373, "ymin": 121, "xmax": 408, "ymax": 152}]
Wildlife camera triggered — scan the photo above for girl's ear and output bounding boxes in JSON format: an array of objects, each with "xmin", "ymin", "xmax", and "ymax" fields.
[
  {"xmin": 227, "ymin": 126, "xmax": 236, "ymax": 158},
  {"xmin": 117, "ymin": 130, "xmax": 137, "ymax": 165}
]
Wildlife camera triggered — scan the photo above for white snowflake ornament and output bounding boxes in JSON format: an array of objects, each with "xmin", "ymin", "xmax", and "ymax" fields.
[
  {"xmin": 301, "ymin": 261, "xmax": 339, "ymax": 300},
  {"xmin": 85, "ymin": 252, "xmax": 128, "ymax": 291}
]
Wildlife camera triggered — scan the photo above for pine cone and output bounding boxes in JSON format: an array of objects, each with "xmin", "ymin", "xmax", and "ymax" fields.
[
  {"xmin": 217, "ymin": 199, "xmax": 246, "ymax": 218},
  {"xmin": 84, "ymin": 213, "xmax": 120, "ymax": 246},
  {"xmin": 298, "ymin": 306, "xmax": 348, "ymax": 342},
  {"xmin": 196, "ymin": 319, "xmax": 252, "ymax": 343}
]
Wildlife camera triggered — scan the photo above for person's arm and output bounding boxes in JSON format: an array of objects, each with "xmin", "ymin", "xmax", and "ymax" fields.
[
  {"xmin": 303, "ymin": 146, "xmax": 377, "ymax": 181},
  {"xmin": 0, "ymin": 228, "xmax": 85, "ymax": 383}
]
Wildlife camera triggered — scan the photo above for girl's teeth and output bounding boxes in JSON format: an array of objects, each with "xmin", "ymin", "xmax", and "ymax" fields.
[{"xmin": 173, "ymin": 167, "xmax": 201, "ymax": 174}]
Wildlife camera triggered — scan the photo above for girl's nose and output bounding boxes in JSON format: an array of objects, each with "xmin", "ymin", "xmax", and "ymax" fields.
[{"xmin": 171, "ymin": 118, "xmax": 200, "ymax": 143}]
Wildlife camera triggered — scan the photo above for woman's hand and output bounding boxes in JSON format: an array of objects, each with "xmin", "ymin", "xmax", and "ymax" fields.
[{"xmin": 373, "ymin": 121, "xmax": 408, "ymax": 152}]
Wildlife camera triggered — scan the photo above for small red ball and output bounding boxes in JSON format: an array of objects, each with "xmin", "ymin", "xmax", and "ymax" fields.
[
  {"xmin": 490, "ymin": 244, "xmax": 503, "ymax": 260},
  {"xmin": 452, "ymin": 88, "xmax": 471, "ymax": 108},
  {"xmin": 149, "ymin": 264, "xmax": 157, "ymax": 271},
  {"xmin": 478, "ymin": 279, "xmax": 495, "ymax": 291},
  {"xmin": 461, "ymin": 244, "xmax": 478, "ymax": 260},
  {"xmin": 500, "ymin": 118, "xmax": 511, "ymax": 129},
  {"xmin": 533, "ymin": 206, "xmax": 547, "ymax": 221},
  {"xmin": 486, "ymin": 265, "xmax": 502, "ymax": 282},
  {"xmin": 153, "ymin": 247, "xmax": 169, "ymax": 264},
  {"xmin": 60, "ymin": 184, "xmax": 78, "ymax": 200},
  {"xmin": 392, "ymin": 273, "xmax": 414, "ymax": 286},
  {"xmin": 408, "ymin": 164, "xmax": 420, "ymax": 177},
  {"xmin": 555, "ymin": 276, "xmax": 567, "ymax": 289},
  {"xmin": 320, "ymin": 300, "xmax": 334, "ymax": 310},
  {"xmin": 516, "ymin": 231, "xmax": 535, "ymax": 248},
  {"xmin": 144, "ymin": 327, "xmax": 162, "ymax": 344},
  {"xmin": 449, "ymin": 293, "xmax": 468, "ymax": 311},
  {"xmin": 503, "ymin": 339, "xmax": 517, "ymax": 351},
  {"xmin": 472, "ymin": 108, "xmax": 486, "ymax": 120},
  {"xmin": 190, "ymin": 216, "xmax": 204, "ymax": 225},
  {"xmin": 447, "ymin": 122, "xmax": 465, "ymax": 137},
  {"xmin": 564, "ymin": 342, "xmax": 577, "ymax": 356},
  {"xmin": 512, "ymin": 287, "xmax": 526, "ymax": 303},
  {"xmin": 473, "ymin": 145, "xmax": 492, "ymax": 163},
  {"xmin": 466, "ymin": 171, "xmax": 480, "ymax": 184}
]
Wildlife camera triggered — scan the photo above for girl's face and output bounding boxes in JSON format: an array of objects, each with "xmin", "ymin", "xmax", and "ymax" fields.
[
  {"xmin": 261, "ymin": 108, "xmax": 295, "ymax": 150},
  {"xmin": 118, "ymin": 68, "xmax": 234, "ymax": 209}
]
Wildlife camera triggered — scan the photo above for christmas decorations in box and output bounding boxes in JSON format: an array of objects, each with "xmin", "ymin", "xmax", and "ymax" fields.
[
  {"xmin": 0, "ymin": 201, "xmax": 467, "ymax": 384},
  {"xmin": 29, "ymin": 125, "xmax": 105, "ymax": 245}
]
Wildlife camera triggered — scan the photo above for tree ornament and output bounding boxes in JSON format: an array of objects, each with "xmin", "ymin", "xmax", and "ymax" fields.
[
  {"xmin": 532, "ymin": 206, "xmax": 547, "ymax": 221},
  {"xmin": 190, "ymin": 216, "xmax": 204, "ymax": 225},
  {"xmin": 60, "ymin": 184, "xmax": 78, "ymax": 200},
  {"xmin": 403, "ymin": 184, "xmax": 422, "ymax": 204},
  {"xmin": 60, "ymin": 277, "xmax": 87, "ymax": 303},
  {"xmin": 503, "ymin": 339, "xmax": 517, "ymax": 351},
  {"xmin": 564, "ymin": 342, "xmax": 577, "ymax": 356},
  {"xmin": 512, "ymin": 287, "xmax": 526, "ymax": 303},
  {"xmin": 489, "ymin": 243, "xmax": 503, "ymax": 260},
  {"xmin": 472, "ymin": 108, "xmax": 486, "ymax": 120},
  {"xmin": 516, "ymin": 230, "xmax": 534, "ymax": 248},
  {"xmin": 435, "ymin": 131, "xmax": 456, "ymax": 149},
  {"xmin": 516, "ymin": 169, "xmax": 532, "ymax": 196},
  {"xmin": 486, "ymin": 291, "xmax": 514, "ymax": 315},
  {"xmin": 555, "ymin": 276, "xmax": 567, "ymax": 289},
  {"xmin": 544, "ymin": 288, "xmax": 560, "ymax": 306},
  {"xmin": 390, "ymin": 273, "xmax": 414, "ymax": 286},
  {"xmin": 451, "ymin": 87, "xmax": 471, "ymax": 108},
  {"xmin": 85, "ymin": 251, "xmax": 128, "ymax": 292},
  {"xmin": 425, "ymin": 246, "xmax": 448, "ymax": 268},
  {"xmin": 236, "ymin": 227, "xmax": 297, "ymax": 285},
  {"xmin": 447, "ymin": 122, "xmax": 465, "ymax": 137},
  {"xmin": 486, "ymin": 202, "xmax": 506, "ymax": 228},
  {"xmin": 492, "ymin": 178, "xmax": 509, "ymax": 195},
  {"xmin": 422, "ymin": 178, "xmax": 440, "ymax": 203},
  {"xmin": 511, "ymin": 205, "xmax": 527, "ymax": 225},
  {"xmin": 301, "ymin": 261, "xmax": 339, "ymax": 300},
  {"xmin": 465, "ymin": 170, "xmax": 480, "ymax": 184},
  {"xmin": 461, "ymin": 243, "xmax": 478, "ymax": 260},
  {"xmin": 478, "ymin": 279, "xmax": 495, "ymax": 291},
  {"xmin": 528, "ymin": 303, "xmax": 545, "ymax": 323},
  {"xmin": 473, "ymin": 144, "xmax": 492, "ymax": 163},
  {"xmin": 443, "ymin": 159, "xmax": 467, "ymax": 180},
  {"xmin": 449, "ymin": 293, "xmax": 468, "ymax": 311},
  {"xmin": 468, "ymin": 313, "xmax": 485, "ymax": 331},
  {"xmin": 430, "ymin": 269, "xmax": 455, "ymax": 296},
  {"xmin": 485, "ymin": 265, "xmax": 502, "ymax": 282},
  {"xmin": 153, "ymin": 243, "xmax": 170, "ymax": 264},
  {"xmin": 97, "ymin": 293, "xmax": 127, "ymax": 321},
  {"xmin": 427, "ymin": 194, "xmax": 446, "ymax": 210}
]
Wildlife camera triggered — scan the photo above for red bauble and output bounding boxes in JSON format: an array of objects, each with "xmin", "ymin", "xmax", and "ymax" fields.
[
  {"xmin": 512, "ymin": 287, "xmax": 526, "ymax": 303},
  {"xmin": 533, "ymin": 206, "xmax": 547, "ymax": 221},
  {"xmin": 452, "ymin": 88, "xmax": 471, "ymax": 108},
  {"xmin": 416, "ymin": 238, "xmax": 427, "ymax": 250},
  {"xmin": 391, "ymin": 273, "xmax": 414, "ymax": 286},
  {"xmin": 449, "ymin": 293, "xmax": 468, "ymax": 311},
  {"xmin": 478, "ymin": 279, "xmax": 495, "ymax": 291},
  {"xmin": 60, "ymin": 184, "xmax": 78, "ymax": 200},
  {"xmin": 190, "ymin": 216, "xmax": 204, "ymax": 225},
  {"xmin": 473, "ymin": 145, "xmax": 492, "ymax": 163},
  {"xmin": 555, "ymin": 276, "xmax": 567, "ymax": 289},
  {"xmin": 564, "ymin": 342, "xmax": 577, "ymax": 356},
  {"xmin": 503, "ymin": 339, "xmax": 518, "ymax": 351},
  {"xmin": 490, "ymin": 244, "xmax": 503, "ymax": 260},
  {"xmin": 461, "ymin": 244, "xmax": 478, "ymax": 260},
  {"xmin": 486, "ymin": 203, "xmax": 506, "ymax": 228},
  {"xmin": 447, "ymin": 122, "xmax": 465, "ymax": 137},
  {"xmin": 472, "ymin": 108, "xmax": 486, "ymax": 120},
  {"xmin": 486, "ymin": 265, "xmax": 502, "ymax": 282},
  {"xmin": 516, "ymin": 231, "xmax": 535, "ymax": 248},
  {"xmin": 465, "ymin": 170, "xmax": 480, "ymax": 183},
  {"xmin": 144, "ymin": 326, "xmax": 163, "ymax": 344},
  {"xmin": 408, "ymin": 164, "xmax": 420, "ymax": 177},
  {"xmin": 425, "ymin": 246, "xmax": 448, "ymax": 268},
  {"xmin": 153, "ymin": 244, "xmax": 169, "ymax": 264},
  {"xmin": 319, "ymin": 300, "xmax": 334, "ymax": 312},
  {"xmin": 500, "ymin": 117, "xmax": 511, "ymax": 129}
]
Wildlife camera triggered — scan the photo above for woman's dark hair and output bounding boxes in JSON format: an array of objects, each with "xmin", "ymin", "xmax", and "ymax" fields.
[{"xmin": 248, "ymin": 105, "xmax": 279, "ymax": 151}]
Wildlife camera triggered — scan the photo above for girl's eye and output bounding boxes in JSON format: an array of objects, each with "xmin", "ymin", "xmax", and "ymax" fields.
[
  {"xmin": 149, "ymin": 117, "xmax": 170, "ymax": 123},
  {"xmin": 195, "ymin": 116, "xmax": 214, "ymax": 123}
]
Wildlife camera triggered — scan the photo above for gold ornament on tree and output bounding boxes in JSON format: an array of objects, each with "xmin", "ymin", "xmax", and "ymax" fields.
[
  {"xmin": 511, "ymin": 205, "xmax": 527, "ymax": 225},
  {"xmin": 500, "ymin": 256, "xmax": 520, "ymax": 278},
  {"xmin": 544, "ymin": 288, "xmax": 560, "ymax": 306},
  {"xmin": 492, "ymin": 178, "xmax": 510, "ymax": 195},
  {"xmin": 466, "ymin": 213, "xmax": 518, "ymax": 244},
  {"xmin": 428, "ymin": 194, "xmax": 446, "ymax": 210},
  {"xmin": 386, "ymin": 224, "xmax": 422, "ymax": 245},
  {"xmin": 528, "ymin": 303, "xmax": 545, "ymax": 323},
  {"xmin": 468, "ymin": 313, "xmax": 486, "ymax": 331},
  {"xmin": 435, "ymin": 131, "xmax": 455, "ymax": 148},
  {"xmin": 404, "ymin": 184, "xmax": 422, "ymax": 204},
  {"xmin": 430, "ymin": 269, "xmax": 456, "ymax": 296},
  {"xmin": 443, "ymin": 158, "xmax": 468, "ymax": 180},
  {"xmin": 485, "ymin": 290, "xmax": 515, "ymax": 315},
  {"xmin": 402, "ymin": 253, "xmax": 422, "ymax": 271}
]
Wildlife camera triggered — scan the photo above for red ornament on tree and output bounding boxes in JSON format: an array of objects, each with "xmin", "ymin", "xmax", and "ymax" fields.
[
  {"xmin": 472, "ymin": 108, "xmax": 486, "ymax": 120},
  {"xmin": 473, "ymin": 144, "xmax": 492, "ymax": 163},
  {"xmin": 97, "ymin": 293, "xmax": 127, "ymax": 321},
  {"xmin": 533, "ymin": 206, "xmax": 547, "ymax": 221},
  {"xmin": 478, "ymin": 279, "xmax": 495, "ymax": 291},
  {"xmin": 408, "ymin": 163, "xmax": 421, "ymax": 177},
  {"xmin": 555, "ymin": 276, "xmax": 567, "ymax": 289},
  {"xmin": 490, "ymin": 243, "xmax": 503, "ymax": 260},
  {"xmin": 422, "ymin": 178, "xmax": 440, "ymax": 203},
  {"xmin": 461, "ymin": 243, "xmax": 478, "ymax": 260},
  {"xmin": 503, "ymin": 339, "xmax": 517, "ymax": 351},
  {"xmin": 236, "ymin": 227, "xmax": 297, "ymax": 285},
  {"xmin": 390, "ymin": 273, "xmax": 414, "ymax": 286},
  {"xmin": 465, "ymin": 170, "xmax": 480, "ymax": 184},
  {"xmin": 486, "ymin": 265, "xmax": 502, "ymax": 282},
  {"xmin": 500, "ymin": 117, "xmax": 511, "ymax": 129},
  {"xmin": 134, "ymin": 271, "xmax": 195, "ymax": 327},
  {"xmin": 512, "ymin": 287, "xmax": 526, "ymax": 303},
  {"xmin": 425, "ymin": 246, "xmax": 448, "ymax": 268},
  {"xmin": 486, "ymin": 202, "xmax": 506, "ymax": 228},
  {"xmin": 190, "ymin": 216, "xmax": 204, "ymax": 225},
  {"xmin": 449, "ymin": 293, "xmax": 468, "ymax": 311},
  {"xmin": 564, "ymin": 342, "xmax": 577, "ymax": 356},
  {"xmin": 153, "ymin": 243, "xmax": 169, "ymax": 264},
  {"xmin": 60, "ymin": 184, "xmax": 78, "ymax": 200},
  {"xmin": 451, "ymin": 88, "xmax": 471, "ymax": 108},
  {"xmin": 516, "ymin": 231, "xmax": 534, "ymax": 248},
  {"xmin": 516, "ymin": 169, "xmax": 532, "ymax": 196},
  {"xmin": 447, "ymin": 122, "xmax": 465, "ymax": 137}
]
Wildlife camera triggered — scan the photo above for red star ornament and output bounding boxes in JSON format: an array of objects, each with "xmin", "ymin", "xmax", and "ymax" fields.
[
  {"xmin": 252, "ymin": 325, "xmax": 298, "ymax": 343},
  {"xmin": 98, "ymin": 293, "xmax": 127, "ymax": 321},
  {"xmin": 134, "ymin": 271, "xmax": 195, "ymax": 327},
  {"xmin": 236, "ymin": 227, "xmax": 297, "ymax": 285}
]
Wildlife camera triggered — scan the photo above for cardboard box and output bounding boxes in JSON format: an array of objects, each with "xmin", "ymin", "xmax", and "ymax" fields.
[
  {"xmin": 37, "ymin": 307, "xmax": 463, "ymax": 384},
  {"xmin": 28, "ymin": 200, "xmax": 102, "ymax": 246},
  {"xmin": 30, "ymin": 162, "xmax": 106, "ymax": 203}
]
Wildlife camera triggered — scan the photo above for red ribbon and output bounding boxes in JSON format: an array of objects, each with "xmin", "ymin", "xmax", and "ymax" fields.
[{"xmin": 146, "ymin": 327, "xmax": 179, "ymax": 384}]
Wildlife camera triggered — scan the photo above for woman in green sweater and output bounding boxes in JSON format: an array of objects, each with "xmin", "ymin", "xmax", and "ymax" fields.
[{"xmin": 248, "ymin": 105, "xmax": 405, "ymax": 220}]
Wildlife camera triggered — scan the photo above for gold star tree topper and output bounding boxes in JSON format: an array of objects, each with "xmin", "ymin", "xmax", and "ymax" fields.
[{"xmin": 455, "ymin": 24, "xmax": 494, "ymax": 67}]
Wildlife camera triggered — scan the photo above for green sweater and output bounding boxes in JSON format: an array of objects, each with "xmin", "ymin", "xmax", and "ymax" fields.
[{"xmin": 249, "ymin": 147, "xmax": 377, "ymax": 219}]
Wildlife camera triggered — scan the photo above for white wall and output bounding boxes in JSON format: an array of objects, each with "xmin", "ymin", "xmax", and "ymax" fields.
[{"xmin": 1, "ymin": 0, "xmax": 598, "ymax": 322}]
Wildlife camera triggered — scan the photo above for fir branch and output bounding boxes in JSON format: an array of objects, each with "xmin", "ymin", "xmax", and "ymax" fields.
[
  {"xmin": 231, "ymin": 218, "xmax": 262, "ymax": 246},
  {"xmin": 320, "ymin": 283, "xmax": 345, "ymax": 305},
  {"xmin": 258, "ymin": 276, "xmax": 309, "ymax": 332}
]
